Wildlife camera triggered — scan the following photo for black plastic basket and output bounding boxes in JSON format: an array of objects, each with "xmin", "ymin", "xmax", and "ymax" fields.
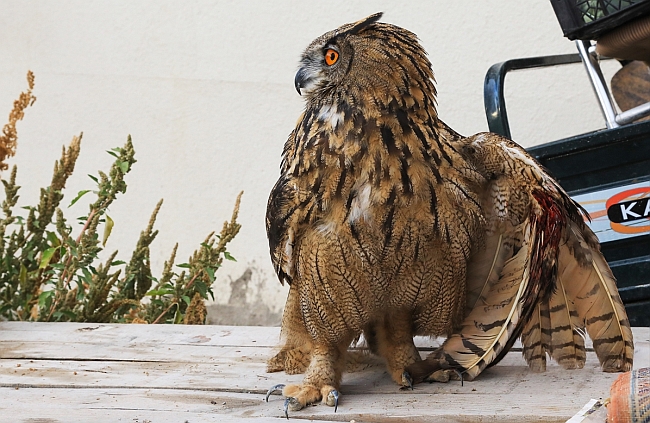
[{"xmin": 551, "ymin": 0, "xmax": 650, "ymax": 40}]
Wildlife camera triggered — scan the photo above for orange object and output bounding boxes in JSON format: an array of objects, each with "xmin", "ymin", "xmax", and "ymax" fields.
[{"xmin": 608, "ymin": 367, "xmax": 650, "ymax": 423}]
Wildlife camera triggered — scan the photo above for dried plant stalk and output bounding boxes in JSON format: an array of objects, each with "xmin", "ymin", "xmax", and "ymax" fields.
[
  {"xmin": 0, "ymin": 71, "xmax": 36, "ymax": 171},
  {"xmin": 0, "ymin": 71, "xmax": 242, "ymax": 324}
]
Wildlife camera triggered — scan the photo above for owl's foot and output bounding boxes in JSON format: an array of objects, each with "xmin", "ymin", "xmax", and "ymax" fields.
[
  {"xmin": 405, "ymin": 356, "xmax": 465, "ymax": 386},
  {"xmin": 405, "ymin": 353, "xmax": 445, "ymax": 383},
  {"xmin": 421, "ymin": 369, "xmax": 464, "ymax": 385},
  {"xmin": 266, "ymin": 351, "xmax": 286, "ymax": 373},
  {"xmin": 426, "ymin": 369, "xmax": 451, "ymax": 383},
  {"xmin": 265, "ymin": 383, "xmax": 339, "ymax": 418}
]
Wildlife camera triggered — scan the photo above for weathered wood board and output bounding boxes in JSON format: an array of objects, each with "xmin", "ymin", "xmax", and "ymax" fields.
[{"xmin": 0, "ymin": 322, "xmax": 648, "ymax": 422}]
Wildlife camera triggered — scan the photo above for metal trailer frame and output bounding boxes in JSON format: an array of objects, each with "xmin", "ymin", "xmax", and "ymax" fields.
[{"xmin": 484, "ymin": 43, "xmax": 650, "ymax": 326}]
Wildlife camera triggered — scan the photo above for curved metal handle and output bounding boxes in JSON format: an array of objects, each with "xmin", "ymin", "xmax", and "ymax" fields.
[{"xmin": 484, "ymin": 54, "xmax": 582, "ymax": 139}]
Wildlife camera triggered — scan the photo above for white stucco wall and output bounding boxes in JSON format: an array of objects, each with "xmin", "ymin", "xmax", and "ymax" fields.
[{"xmin": 0, "ymin": 1, "xmax": 618, "ymax": 319}]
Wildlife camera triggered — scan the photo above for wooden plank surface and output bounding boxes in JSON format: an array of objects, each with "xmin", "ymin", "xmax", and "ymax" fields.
[{"xmin": 0, "ymin": 322, "xmax": 648, "ymax": 423}]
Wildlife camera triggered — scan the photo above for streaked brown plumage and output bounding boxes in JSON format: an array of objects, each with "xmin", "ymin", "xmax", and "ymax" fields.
[{"xmin": 265, "ymin": 13, "xmax": 633, "ymax": 413}]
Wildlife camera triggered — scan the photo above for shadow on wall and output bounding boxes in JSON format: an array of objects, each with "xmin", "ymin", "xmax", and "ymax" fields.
[{"xmin": 206, "ymin": 268, "xmax": 282, "ymax": 326}]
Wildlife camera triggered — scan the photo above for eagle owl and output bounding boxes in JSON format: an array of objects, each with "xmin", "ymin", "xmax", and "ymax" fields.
[{"xmin": 265, "ymin": 13, "xmax": 633, "ymax": 415}]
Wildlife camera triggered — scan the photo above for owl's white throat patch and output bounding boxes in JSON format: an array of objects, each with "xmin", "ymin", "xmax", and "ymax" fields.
[{"xmin": 318, "ymin": 104, "xmax": 344, "ymax": 130}]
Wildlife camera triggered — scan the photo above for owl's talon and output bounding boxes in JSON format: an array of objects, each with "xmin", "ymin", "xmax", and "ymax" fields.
[
  {"xmin": 283, "ymin": 397, "xmax": 291, "ymax": 419},
  {"xmin": 453, "ymin": 369, "xmax": 464, "ymax": 387},
  {"xmin": 400, "ymin": 371, "xmax": 413, "ymax": 390},
  {"xmin": 326, "ymin": 389, "xmax": 339, "ymax": 411},
  {"xmin": 284, "ymin": 396, "xmax": 304, "ymax": 416},
  {"xmin": 265, "ymin": 383, "xmax": 286, "ymax": 402}
]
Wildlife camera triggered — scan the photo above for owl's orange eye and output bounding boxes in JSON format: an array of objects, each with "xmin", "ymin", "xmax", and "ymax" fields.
[{"xmin": 324, "ymin": 49, "xmax": 339, "ymax": 66}]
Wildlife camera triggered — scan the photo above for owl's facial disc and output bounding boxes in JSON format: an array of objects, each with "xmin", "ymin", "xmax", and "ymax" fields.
[
  {"xmin": 295, "ymin": 44, "xmax": 341, "ymax": 96},
  {"xmin": 294, "ymin": 59, "xmax": 324, "ymax": 96},
  {"xmin": 294, "ymin": 13, "xmax": 384, "ymax": 97}
]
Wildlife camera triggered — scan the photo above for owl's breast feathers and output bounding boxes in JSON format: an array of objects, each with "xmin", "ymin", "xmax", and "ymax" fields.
[{"xmin": 266, "ymin": 84, "xmax": 485, "ymax": 285}]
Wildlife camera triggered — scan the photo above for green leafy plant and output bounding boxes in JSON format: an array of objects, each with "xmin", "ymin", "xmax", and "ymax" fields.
[{"xmin": 0, "ymin": 72, "xmax": 242, "ymax": 324}]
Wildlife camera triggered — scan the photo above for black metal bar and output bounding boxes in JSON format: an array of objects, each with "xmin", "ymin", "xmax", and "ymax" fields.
[{"xmin": 484, "ymin": 53, "xmax": 582, "ymax": 139}]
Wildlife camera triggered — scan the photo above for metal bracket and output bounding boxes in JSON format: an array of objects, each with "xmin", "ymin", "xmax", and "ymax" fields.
[{"xmin": 577, "ymin": 39, "xmax": 650, "ymax": 127}]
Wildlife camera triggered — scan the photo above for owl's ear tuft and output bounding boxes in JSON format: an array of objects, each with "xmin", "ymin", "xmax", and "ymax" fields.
[
  {"xmin": 324, "ymin": 13, "xmax": 383, "ymax": 47},
  {"xmin": 347, "ymin": 12, "xmax": 383, "ymax": 36}
]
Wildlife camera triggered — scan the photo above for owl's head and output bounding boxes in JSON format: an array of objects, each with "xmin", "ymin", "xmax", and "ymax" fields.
[{"xmin": 294, "ymin": 13, "xmax": 435, "ymax": 106}]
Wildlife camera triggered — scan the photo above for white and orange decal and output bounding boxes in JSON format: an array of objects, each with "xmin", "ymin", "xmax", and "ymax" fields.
[{"xmin": 572, "ymin": 181, "xmax": 650, "ymax": 243}]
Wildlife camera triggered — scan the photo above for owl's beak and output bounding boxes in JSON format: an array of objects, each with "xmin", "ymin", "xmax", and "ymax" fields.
[
  {"xmin": 294, "ymin": 68, "xmax": 307, "ymax": 95},
  {"xmin": 293, "ymin": 66, "xmax": 313, "ymax": 95}
]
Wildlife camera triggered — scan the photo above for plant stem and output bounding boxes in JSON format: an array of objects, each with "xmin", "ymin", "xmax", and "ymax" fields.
[
  {"xmin": 59, "ymin": 208, "xmax": 98, "ymax": 289},
  {"xmin": 184, "ymin": 271, "xmax": 202, "ymax": 291},
  {"xmin": 152, "ymin": 301, "xmax": 177, "ymax": 324}
]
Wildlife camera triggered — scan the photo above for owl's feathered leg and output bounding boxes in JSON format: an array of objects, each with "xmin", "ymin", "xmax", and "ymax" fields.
[
  {"xmin": 368, "ymin": 312, "xmax": 421, "ymax": 388},
  {"xmin": 267, "ymin": 231, "xmax": 366, "ymax": 415},
  {"xmin": 267, "ymin": 286, "xmax": 312, "ymax": 374}
]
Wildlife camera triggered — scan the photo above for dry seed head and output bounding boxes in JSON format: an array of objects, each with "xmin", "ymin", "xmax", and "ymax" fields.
[
  {"xmin": 0, "ymin": 71, "xmax": 37, "ymax": 171},
  {"xmin": 184, "ymin": 292, "xmax": 207, "ymax": 325}
]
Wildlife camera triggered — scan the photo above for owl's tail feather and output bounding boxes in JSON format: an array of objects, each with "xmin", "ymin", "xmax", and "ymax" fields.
[
  {"xmin": 520, "ymin": 302, "xmax": 549, "ymax": 372},
  {"xmin": 522, "ymin": 220, "xmax": 588, "ymax": 371},
  {"xmin": 550, "ymin": 271, "xmax": 588, "ymax": 369},
  {"xmin": 521, "ymin": 220, "xmax": 633, "ymax": 373}
]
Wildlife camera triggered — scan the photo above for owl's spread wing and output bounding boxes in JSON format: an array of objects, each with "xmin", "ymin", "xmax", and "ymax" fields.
[{"xmin": 408, "ymin": 132, "xmax": 633, "ymax": 381}]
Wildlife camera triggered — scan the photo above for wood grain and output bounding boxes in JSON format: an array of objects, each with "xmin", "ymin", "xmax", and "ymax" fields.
[{"xmin": 0, "ymin": 322, "xmax": 647, "ymax": 422}]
